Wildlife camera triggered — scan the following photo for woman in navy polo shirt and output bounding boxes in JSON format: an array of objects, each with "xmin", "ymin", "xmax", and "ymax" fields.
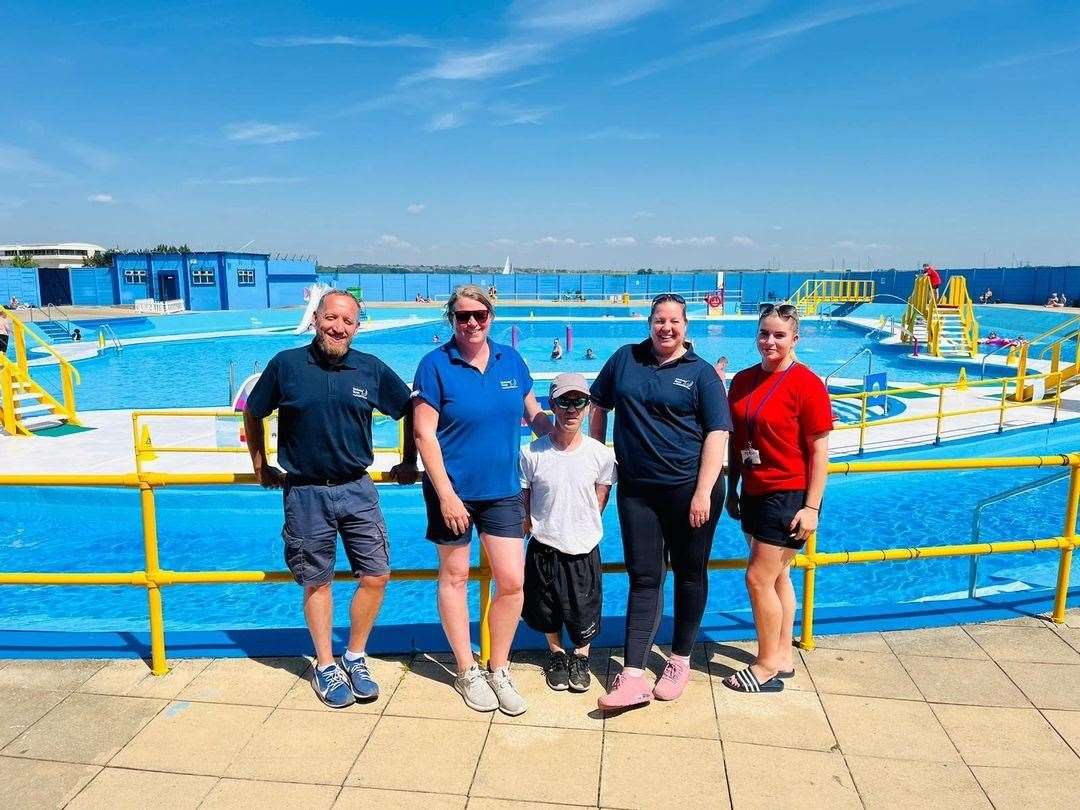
[
  {"xmin": 413, "ymin": 285, "xmax": 551, "ymax": 716},
  {"xmin": 589, "ymin": 294, "xmax": 731, "ymax": 709},
  {"xmin": 724, "ymin": 303, "xmax": 831, "ymax": 693}
]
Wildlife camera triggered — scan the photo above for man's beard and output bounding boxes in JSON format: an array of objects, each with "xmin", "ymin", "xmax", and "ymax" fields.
[{"xmin": 316, "ymin": 331, "xmax": 352, "ymax": 359}]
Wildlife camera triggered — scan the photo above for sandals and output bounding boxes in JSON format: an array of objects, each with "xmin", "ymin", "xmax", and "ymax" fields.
[
  {"xmin": 723, "ymin": 667, "xmax": 785, "ymax": 693},
  {"xmin": 777, "ymin": 668, "xmax": 796, "ymax": 679}
]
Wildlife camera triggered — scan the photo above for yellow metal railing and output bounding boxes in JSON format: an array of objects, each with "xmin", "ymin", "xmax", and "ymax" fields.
[
  {"xmin": 0, "ymin": 304, "xmax": 81, "ymax": 434},
  {"xmin": 902, "ymin": 275, "xmax": 941, "ymax": 355},
  {"xmin": 1, "ymin": 422, "xmax": 1076, "ymax": 674},
  {"xmin": 901, "ymin": 276, "xmax": 978, "ymax": 358},
  {"xmin": 791, "ymin": 279, "xmax": 875, "ymax": 316}
]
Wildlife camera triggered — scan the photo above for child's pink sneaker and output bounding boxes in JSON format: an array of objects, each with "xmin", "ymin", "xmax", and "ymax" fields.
[
  {"xmin": 652, "ymin": 658, "xmax": 691, "ymax": 701},
  {"xmin": 597, "ymin": 671, "xmax": 652, "ymax": 710}
]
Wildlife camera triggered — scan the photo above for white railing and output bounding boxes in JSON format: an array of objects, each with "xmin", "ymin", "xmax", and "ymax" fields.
[{"xmin": 134, "ymin": 298, "xmax": 187, "ymax": 315}]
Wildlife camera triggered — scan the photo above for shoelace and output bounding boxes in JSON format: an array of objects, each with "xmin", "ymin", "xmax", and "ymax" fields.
[
  {"xmin": 348, "ymin": 659, "xmax": 371, "ymax": 678},
  {"xmin": 660, "ymin": 661, "xmax": 686, "ymax": 682},
  {"xmin": 569, "ymin": 656, "xmax": 588, "ymax": 680},
  {"xmin": 320, "ymin": 666, "xmax": 349, "ymax": 691}
]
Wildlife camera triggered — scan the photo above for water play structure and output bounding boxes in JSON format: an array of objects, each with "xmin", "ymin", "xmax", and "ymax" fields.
[{"xmin": 293, "ymin": 282, "xmax": 331, "ymax": 335}]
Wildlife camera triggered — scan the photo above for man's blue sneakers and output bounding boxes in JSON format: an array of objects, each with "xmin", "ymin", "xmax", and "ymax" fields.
[
  {"xmin": 312, "ymin": 663, "xmax": 356, "ymax": 708},
  {"xmin": 341, "ymin": 654, "xmax": 380, "ymax": 700}
]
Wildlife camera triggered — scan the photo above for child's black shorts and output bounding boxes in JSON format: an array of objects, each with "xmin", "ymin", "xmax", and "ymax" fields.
[{"xmin": 522, "ymin": 537, "xmax": 602, "ymax": 648}]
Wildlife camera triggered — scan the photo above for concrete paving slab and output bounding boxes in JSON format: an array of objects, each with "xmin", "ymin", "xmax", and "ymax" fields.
[
  {"xmin": 176, "ymin": 656, "xmax": 307, "ymax": 706},
  {"xmin": 0, "ymin": 755, "xmax": 100, "ymax": 808},
  {"xmin": 963, "ymin": 624, "xmax": 1080, "ymax": 663},
  {"xmin": 814, "ymin": 632, "xmax": 892, "ymax": 652},
  {"xmin": 200, "ymin": 777, "xmax": 339, "ymax": 808},
  {"xmin": 897, "ymin": 655, "xmax": 1030, "ymax": 707},
  {"xmin": 335, "ymin": 787, "xmax": 467, "ymax": 809},
  {"xmin": 600, "ymin": 731, "xmax": 726, "ymax": 809},
  {"xmin": 77, "ymin": 657, "xmax": 212, "ymax": 699},
  {"xmin": 1042, "ymin": 708, "xmax": 1080, "ymax": 752},
  {"xmin": 803, "ymin": 649, "xmax": 922, "ymax": 700},
  {"xmin": 279, "ymin": 656, "xmax": 408, "ymax": 715},
  {"xmin": 602, "ymin": 673, "xmax": 718, "ymax": 739},
  {"xmin": 724, "ymin": 742, "xmax": 860, "ymax": 809},
  {"xmin": 883, "ymin": 626, "xmax": 991, "ymax": 660},
  {"xmin": 713, "ymin": 681, "xmax": 837, "ymax": 751},
  {"xmin": 996, "ymin": 660, "xmax": 1080, "ymax": 710},
  {"xmin": 845, "ymin": 756, "xmax": 990, "ymax": 809},
  {"xmin": 383, "ymin": 659, "xmax": 496, "ymax": 723},
  {"xmin": 110, "ymin": 700, "xmax": 271, "ymax": 776},
  {"xmin": 0, "ymin": 658, "xmax": 105, "ymax": 693},
  {"xmin": 492, "ymin": 655, "xmax": 605, "ymax": 731},
  {"xmin": 471, "ymin": 725, "xmax": 602, "ymax": 806},
  {"xmin": 930, "ymin": 704, "xmax": 1080, "ymax": 769},
  {"xmin": 706, "ymin": 641, "xmax": 814, "ymax": 692},
  {"xmin": 226, "ymin": 707, "xmax": 377, "ymax": 785},
  {"xmin": 0, "ymin": 687, "xmax": 67, "ymax": 748},
  {"xmin": 821, "ymin": 693, "xmax": 961, "ymax": 763},
  {"xmin": 66, "ymin": 767, "xmax": 217, "ymax": 809},
  {"xmin": 1, "ymin": 693, "xmax": 165, "ymax": 765},
  {"xmin": 971, "ymin": 766, "xmax": 1080, "ymax": 810},
  {"xmin": 346, "ymin": 715, "xmax": 488, "ymax": 795}
]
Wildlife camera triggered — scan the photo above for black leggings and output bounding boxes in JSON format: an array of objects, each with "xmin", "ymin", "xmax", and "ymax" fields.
[{"xmin": 616, "ymin": 479, "xmax": 724, "ymax": 669}]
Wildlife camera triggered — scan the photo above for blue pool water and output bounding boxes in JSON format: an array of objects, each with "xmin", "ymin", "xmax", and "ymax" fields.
[
  {"xmin": 32, "ymin": 318, "xmax": 991, "ymax": 413},
  {"xmin": 1, "ymin": 419, "xmax": 1077, "ymax": 635}
]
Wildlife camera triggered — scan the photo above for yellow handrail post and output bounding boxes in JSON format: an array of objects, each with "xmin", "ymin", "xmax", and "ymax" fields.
[
  {"xmin": 1052, "ymin": 463, "xmax": 1079, "ymax": 623},
  {"xmin": 139, "ymin": 482, "xmax": 169, "ymax": 675},
  {"xmin": 1, "ymin": 365, "xmax": 14, "ymax": 436},
  {"xmin": 61, "ymin": 365, "xmax": 76, "ymax": 420},
  {"xmin": 934, "ymin": 386, "xmax": 945, "ymax": 445},
  {"xmin": 13, "ymin": 321, "xmax": 28, "ymax": 374},
  {"xmin": 998, "ymin": 380, "xmax": 1008, "ymax": 433},
  {"xmin": 131, "ymin": 413, "xmax": 144, "ymax": 476},
  {"xmin": 478, "ymin": 545, "xmax": 493, "ymax": 667},
  {"xmin": 857, "ymin": 391, "xmax": 868, "ymax": 455},
  {"xmin": 798, "ymin": 530, "xmax": 817, "ymax": 651},
  {"xmin": 1054, "ymin": 381, "xmax": 1063, "ymax": 424}
]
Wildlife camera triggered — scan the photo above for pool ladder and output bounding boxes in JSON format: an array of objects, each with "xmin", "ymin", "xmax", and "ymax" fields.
[{"xmin": 967, "ymin": 469, "xmax": 1071, "ymax": 598}]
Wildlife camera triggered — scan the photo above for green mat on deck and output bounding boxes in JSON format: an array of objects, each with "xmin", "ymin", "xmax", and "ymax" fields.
[{"xmin": 31, "ymin": 423, "xmax": 96, "ymax": 437}]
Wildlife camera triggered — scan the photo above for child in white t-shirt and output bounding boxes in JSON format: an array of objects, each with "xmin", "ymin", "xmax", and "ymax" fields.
[{"xmin": 520, "ymin": 372, "xmax": 616, "ymax": 693}]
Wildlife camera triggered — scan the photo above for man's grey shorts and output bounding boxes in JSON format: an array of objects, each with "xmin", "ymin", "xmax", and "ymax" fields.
[{"xmin": 282, "ymin": 475, "xmax": 390, "ymax": 586}]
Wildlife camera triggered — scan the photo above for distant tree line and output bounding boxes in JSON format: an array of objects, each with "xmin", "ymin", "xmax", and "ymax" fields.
[{"xmin": 83, "ymin": 245, "xmax": 193, "ymax": 267}]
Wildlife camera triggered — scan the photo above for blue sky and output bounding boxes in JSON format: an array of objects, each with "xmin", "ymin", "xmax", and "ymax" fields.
[{"xmin": 2, "ymin": 0, "xmax": 1079, "ymax": 269}]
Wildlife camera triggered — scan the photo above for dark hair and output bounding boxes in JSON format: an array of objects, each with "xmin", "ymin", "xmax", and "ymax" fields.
[{"xmin": 650, "ymin": 292, "xmax": 687, "ymax": 320}]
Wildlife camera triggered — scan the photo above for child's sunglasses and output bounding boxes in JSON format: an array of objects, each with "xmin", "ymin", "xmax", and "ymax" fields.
[{"xmin": 552, "ymin": 395, "xmax": 589, "ymax": 411}]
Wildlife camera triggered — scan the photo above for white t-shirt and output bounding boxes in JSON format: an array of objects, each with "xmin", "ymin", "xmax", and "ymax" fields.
[{"xmin": 519, "ymin": 434, "xmax": 617, "ymax": 555}]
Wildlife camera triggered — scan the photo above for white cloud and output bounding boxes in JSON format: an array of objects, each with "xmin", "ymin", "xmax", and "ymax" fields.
[
  {"xmin": 534, "ymin": 235, "xmax": 580, "ymax": 245},
  {"xmin": 255, "ymin": 34, "xmax": 433, "ymax": 49},
  {"xmin": 62, "ymin": 140, "xmax": 119, "ymax": 172},
  {"xmin": 982, "ymin": 42, "xmax": 1080, "ymax": 70},
  {"xmin": 425, "ymin": 112, "xmax": 466, "ymax": 131},
  {"xmin": 224, "ymin": 121, "xmax": 319, "ymax": 144},
  {"xmin": 375, "ymin": 234, "xmax": 416, "ymax": 250},
  {"xmin": 832, "ymin": 239, "xmax": 895, "ymax": 251},
  {"xmin": 490, "ymin": 103, "xmax": 557, "ymax": 126},
  {"xmin": 187, "ymin": 176, "xmax": 305, "ymax": 186},
  {"xmin": 771, "ymin": 224, "xmax": 783, "ymax": 231},
  {"xmin": 407, "ymin": 203, "xmax": 426, "ymax": 214},
  {"xmin": 633, "ymin": 210, "xmax": 655, "ymax": 219},
  {"xmin": 693, "ymin": 1, "xmax": 771, "ymax": 32},
  {"xmin": 585, "ymin": 127, "xmax": 658, "ymax": 140},
  {"xmin": 652, "ymin": 235, "xmax": 718, "ymax": 247},
  {"xmin": 87, "ymin": 193, "xmax": 114, "ymax": 204},
  {"xmin": 605, "ymin": 236, "xmax": 637, "ymax": 246},
  {"xmin": 0, "ymin": 143, "xmax": 63, "ymax": 177},
  {"xmin": 730, "ymin": 235, "xmax": 757, "ymax": 248},
  {"xmin": 510, "ymin": 0, "xmax": 668, "ymax": 34},
  {"xmin": 488, "ymin": 238, "xmax": 519, "ymax": 247}
]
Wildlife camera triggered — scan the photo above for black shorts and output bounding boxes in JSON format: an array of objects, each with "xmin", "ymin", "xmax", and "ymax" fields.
[
  {"xmin": 523, "ymin": 537, "xmax": 602, "ymax": 648},
  {"xmin": 422, "ymin": 475, "xmax": 525, "ymax": 545},
  {"xmin": 740, "ymin": 489, "xmax": 808, "ymax": 550}
]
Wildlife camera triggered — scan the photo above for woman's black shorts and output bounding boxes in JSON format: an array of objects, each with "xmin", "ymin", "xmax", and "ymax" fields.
[
  {"xmin": 740, "ymin": 489, "xmax": 809, "ymax": 550},
  {"xmin": 522, "ymin": 537, "xmax": 602, "ymax": 648}
]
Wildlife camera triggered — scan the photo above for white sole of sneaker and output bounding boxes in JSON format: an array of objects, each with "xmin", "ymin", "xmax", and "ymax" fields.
[
  {"xmin": 455, "ymin": 688, "xmax": 498, "ymax": 712},
  {"xmin": 567, "ymin": 681, "xmax": 590, "ymax": 693},
  {"xmin": 546, "ymin": 679, "xmax": 570, "ymax": 692},
  {"xmin": 498, "ymin": 703, "xmax": 528, "ymax": 717}
]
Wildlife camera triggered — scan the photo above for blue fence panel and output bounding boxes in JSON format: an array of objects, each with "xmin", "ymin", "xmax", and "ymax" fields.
[
  {"xmin": 557, "ymin": 274, "xmax": 582, "ymax": 296},
  {"xmin": 604, "ymin": 275, "xmax": 628, "ymax": 297},
  {"xmin": 404, "ymin": 275, "xmax": 428, "ymax": 301},
  {"xmin": 514, "ymin": 275, "xmax": 538, "ymax": 299},
  {"xmin": 693, "ymin": 273, "xmax": 718, "ymax": 296},
  {"xmin": 470, "ymin": 273, "xmax": 495, "ymax": 290},
  {"xmin": 492, "ymin": 275, "xmax": 514, "ymax": 296},
  {"xmin": 669, "ymin": 274, "xmax": 695, "ymax": 294},
  {"xmin": 626, "ymin": 275, "xmax": 649, "ymax": 298},
  {"xmin": 580, "ymin": 273, "xmax": 604, "ymax": 298},
  {"xmin": 740, "ymin": 273, "xmax": 766, "ymax": 304},
  {"xmin": 381, "ymin": 274, "xmax": 406, "ymax": 302},
  {"xmin": 426, "ymin": 274, "xmax": 449, "ymax": 299},
  {"xmin": 536, "ymin": 275, "xmax": 559, "ymax": 299},
  {"xmin": 645, "ymin": 276, "xmax": 672, "ymax": 296},
  {"xmin": 448, "ymin": 273, "xmax": 471, "ymax": 292}
]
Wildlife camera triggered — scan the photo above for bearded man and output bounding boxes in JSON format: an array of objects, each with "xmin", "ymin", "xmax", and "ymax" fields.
[{"xmin": 244, "ymin": 290, "xmax": 417, "ymax": 708}]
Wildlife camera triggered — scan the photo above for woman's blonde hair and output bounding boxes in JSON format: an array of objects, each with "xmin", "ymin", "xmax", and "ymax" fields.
[{"xmin": 445, "ymin": 284, "xmax": 494, "ymax": 321}]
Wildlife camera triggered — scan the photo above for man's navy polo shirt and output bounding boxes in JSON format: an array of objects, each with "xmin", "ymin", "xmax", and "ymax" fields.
[
  {"xmin": 413, "ymin": 340, "xmax": 532, "ymax": 501},
  {"xmin": 245, "ymin": 341, "xmax": 411, "ymax": 481},
  {"xmin": 591, "ymin": 340, "xmax": 732, "ymax": 487}
]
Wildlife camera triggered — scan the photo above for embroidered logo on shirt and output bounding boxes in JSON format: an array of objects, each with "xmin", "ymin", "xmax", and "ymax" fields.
[
  {"xmin": 673, "ymin": 378, "xmax": 694, "ymax": 390},
  {"xmin": 500, "ymin": 379, "xmax": 519, "ymax": 390},
  {"xmin": 352, "ymin": 387, "xmax": 368, "ymax": 399}
]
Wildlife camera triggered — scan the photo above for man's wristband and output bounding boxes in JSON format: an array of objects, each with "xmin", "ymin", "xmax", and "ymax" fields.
[{"xmin": 804, "ymin": 504, "xmax": 820, "ymax": 512}]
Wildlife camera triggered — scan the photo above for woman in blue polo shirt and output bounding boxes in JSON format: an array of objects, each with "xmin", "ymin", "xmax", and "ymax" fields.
[
  {"xmin": 413, "ymin": 285, "xmax": 551, "ymax": 716},
  {"xmin": 589, "ymin": 293, "xmax": 731, "ymax": 710}
]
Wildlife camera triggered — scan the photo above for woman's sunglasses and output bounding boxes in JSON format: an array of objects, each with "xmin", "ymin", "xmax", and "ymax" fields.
[
  {"xmin": 552, "ymin": 395, "xmax": 589, "ymax": 411},
  {"xmin": 452, "ymin": 309, "xmax": 490, "ymax": 325},
  {"xmin": 759, "ymin": 303, "xmax": 799, "ymax": 319},
  {"xmin": 652, "ymin": 293, "xmax": 686, "ymax": 305}
]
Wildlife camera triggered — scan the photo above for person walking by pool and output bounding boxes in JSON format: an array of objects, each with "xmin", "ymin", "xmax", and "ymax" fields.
[
  {"xmin": 520, "ymin": 372, "xmax": 616, "ymax": 693},
  {"xmin": 723, "ymin": 303, "xmax": 831, "ymax": 694},
  {"xmin": 589, "ymin": 293, "xmax": 731, "ymax": 709},
  {"xmin": 413, "ymin": 284, "xmax": 552, "ymax": 715},
  {"xmin": 0, "ymin": 310, "xmax": 10, "ymax": 357},
  {"xmin": 243, "ymin": 290, "xmax": 418, "ymax": 709}
]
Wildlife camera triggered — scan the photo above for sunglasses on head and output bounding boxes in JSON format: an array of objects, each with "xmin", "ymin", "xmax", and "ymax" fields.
[
  {"xmin": 552, "ymin": 395, "xmax": 589, "ymax": 410},
  {"xmin": 452, "ymin": 309, "xmax": 490, "ymax": 325},
  {"xmin": 759, "ymin": 303, "xmax": 799, "ymax": 319},
  {"xmin": 652, "ymin": 293, "xmax": 686, "ymax": 305}
]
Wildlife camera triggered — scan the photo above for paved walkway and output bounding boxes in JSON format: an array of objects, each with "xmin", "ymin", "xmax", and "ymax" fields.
[{"xmin": 2, "ymin": 611, "xmax": 1078, "ymax": 808}]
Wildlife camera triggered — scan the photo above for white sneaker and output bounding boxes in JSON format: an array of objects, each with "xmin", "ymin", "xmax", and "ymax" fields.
[
  {"xmin": 486, "ymin": 665, "xmax": 528, "ymax": 716},
  {"xmin": 454, "ymin": 664, "xmax": 499, "ymax": 712}
]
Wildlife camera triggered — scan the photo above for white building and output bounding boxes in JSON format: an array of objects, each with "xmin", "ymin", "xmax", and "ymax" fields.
[{"xmin": 0, "ymin": 243, "xmax": 104, "ymax": 268}]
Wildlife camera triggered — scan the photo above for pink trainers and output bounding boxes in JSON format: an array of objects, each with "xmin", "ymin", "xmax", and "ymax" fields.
[
  {"xmin": 597, "ymin": 671, "xmax": 653, "ymax": 710},
  {"xmin": 652, "ymin": 658, "xmax": 691, "ymax": 701}
]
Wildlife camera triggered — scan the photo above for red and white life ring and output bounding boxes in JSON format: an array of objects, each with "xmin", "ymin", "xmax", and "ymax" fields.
[{"xmin": 705, "ymin": 292, "xmax": 723, "ymax": 308}]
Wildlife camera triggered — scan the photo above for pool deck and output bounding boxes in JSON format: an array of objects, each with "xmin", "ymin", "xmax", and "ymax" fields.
[{"xmin": 2, "ymin": 611, "xmax": 1078, "ymax": 808}]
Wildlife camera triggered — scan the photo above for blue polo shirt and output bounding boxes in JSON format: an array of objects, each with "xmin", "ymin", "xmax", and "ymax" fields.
[
  {"xmin": 591, "ymin": 340, "xmax": 732, "ymax": 487},
  {"xmin": 245, "ymin": 341, "xmax": 412, "ymax": 481},
  {"xmin": 413, "ymin": 340, "xmax": 532, "ymax": 500}
]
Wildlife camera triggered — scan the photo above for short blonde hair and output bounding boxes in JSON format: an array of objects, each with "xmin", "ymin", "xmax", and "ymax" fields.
[{"xmin": 445, "ymin": 284, "xmax": 494, "ymax": 321}]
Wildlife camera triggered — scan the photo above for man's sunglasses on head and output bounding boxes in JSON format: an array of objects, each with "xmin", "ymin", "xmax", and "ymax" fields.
[
  {"xmin": 552, "ymin": 395, "xmax": 589, "ymax": 411},
  {"xmin": 453, "ymin": 309, "xmax": 490, "ymax": 324}
]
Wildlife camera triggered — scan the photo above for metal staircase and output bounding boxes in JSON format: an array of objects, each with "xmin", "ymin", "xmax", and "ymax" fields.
[
  {"xmin": 901, "ymin": 276, "xmax": 978, "ymax": 358},
  {"xmin": 0, "ymin": 305, "xmax": 81, "ymax": 436},
  {"xmin": 790, "ymin": 278, "xmax": 875, "ymax": 316}
]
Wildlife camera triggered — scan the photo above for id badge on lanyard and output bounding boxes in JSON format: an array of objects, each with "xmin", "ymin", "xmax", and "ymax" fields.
[{"xmin": 743, "ymin": 363, "xmax": 796, "ymax": 467}]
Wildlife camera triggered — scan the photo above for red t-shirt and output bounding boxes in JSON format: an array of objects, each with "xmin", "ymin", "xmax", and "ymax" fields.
[
  {"xmin": 728, "ymin": 362, "xmax": 833, "ymax": 495},
  {"xmin": 926, "ymin": 266, "xmax": 941, "ymax": 288}
]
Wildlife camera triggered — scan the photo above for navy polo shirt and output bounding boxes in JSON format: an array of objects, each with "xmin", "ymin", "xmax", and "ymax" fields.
[
  {"xmin": 413, "ymin": 340, "xmax": 532, "ymax": 500},
  {"xmin": 245, "ymin": 341, "xmax": 412, "ymax": 481},
  {"xmin": 591, "ymin": 340, "xmax": 732, "ymax": 487}
]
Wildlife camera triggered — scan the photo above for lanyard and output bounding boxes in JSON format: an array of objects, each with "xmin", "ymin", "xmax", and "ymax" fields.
[{"xmin": 744, "ymin": 362, "xmax": 796, "ymax": 445}]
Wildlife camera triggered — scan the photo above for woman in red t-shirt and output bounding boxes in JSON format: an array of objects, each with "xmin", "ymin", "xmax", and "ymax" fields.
[{"xmin": 723, "ymin": 303, "xmax": 832, "ymax": 693}]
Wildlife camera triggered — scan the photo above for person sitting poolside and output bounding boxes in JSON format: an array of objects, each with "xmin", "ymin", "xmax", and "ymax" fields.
[
  {"xmin": 980, "ymin": 288, "xmax": 994, "ymax": 304},
  {"xmin": 72, "ymin": 328, "xmax": 82, "ymax": 342}
]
